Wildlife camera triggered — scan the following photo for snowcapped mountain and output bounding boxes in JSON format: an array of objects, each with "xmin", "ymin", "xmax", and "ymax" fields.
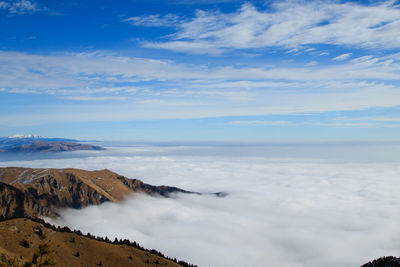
[
  {"xmin": 0, "ymin": 135, "xmax": 77, "ymax": 149},
  {"xmin": 8, "ymin": 134, "xmax": 43, "ymax": 139}
]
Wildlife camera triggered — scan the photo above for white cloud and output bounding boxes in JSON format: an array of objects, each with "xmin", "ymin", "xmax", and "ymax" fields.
[
  {"xmin": 227, "ymin": 120, "xmax": 292, "ymax": 126},
  {"xmin": 0, "ymin": 0, "xmax": 39, "ymax": 14},
  {"xmin": 3, "ymin": 144, "xmax": 400, "ymax": 266},
  {"xmin": 347, "ymin": 117, "xmax": 400, "ymax": 123},
  {"xmin": 123, "ymin": 14, "xmax": 182, "ymax": 27},
  {"xmin": 1, "ymin": 50, "xmax": 399, "ymax": 88},
  {"xmin": 136, "ymin": 1, "xmax": 400, "ymax": 54},
  {"xmin": 143, "ymin": 40, "xmax": 224, "ymax": 55},
  {"xmin": 306, "ymin": 60, "xmax": 318, "ymax": 66},
  {"xmin": 227, "ymin": 118, "xmax": 400, "ymax": 129},
  {"xmin": 333, "ymin": 53, "xmax": 352, "ymax": 61},
  {"xmin": 62, "ymin": 96, "xmax": 128, "ymax": 101},
  {"xmin": 325, "ymin": 116, "xmax": 400, "ymax": 128},
  {"xmin": 285, "ymin": 46, "xmax": 316, "ymax": 56},
  {"xmin": 351, "ymin": 55, "xmax": 374, "ymax": 63},
  {"xmin": 173, "ymin": 0, "xmax": 241, "ymax": 3},
  {"xmin": 321, "ymin": 122, "xmax": 383, "ymax": 128}
]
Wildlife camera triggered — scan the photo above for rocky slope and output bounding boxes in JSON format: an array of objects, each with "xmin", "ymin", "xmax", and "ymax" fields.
[
  {"xmin": 0, "ymin": 217, "xmax": 192, "ymax": 267},
  {"xmin": 0, "ymin": 167, "xmax": 192, "ymax": 218}
]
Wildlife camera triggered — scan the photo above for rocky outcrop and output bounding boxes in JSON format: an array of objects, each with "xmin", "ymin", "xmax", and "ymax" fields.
[
  {"xmin": 0, "ymin": 167, "xmax": 194, "ymax": 218},
  {"xmin": 0, "ymin": 182, "xmax": 31, "ymax": 218},
  {"xmin": 117, "ymin": 176, "xmax": 191, "ymax": 197},
  {"xmin": 361, "ymin": 256, "xmax": 400, "ymax": 267},
  {"xmin": 0, "ymin": 181, "xmax": 60, "ymax": 218}
]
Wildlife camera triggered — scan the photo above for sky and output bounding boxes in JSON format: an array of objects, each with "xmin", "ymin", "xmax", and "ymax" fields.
[{"xmin": 1, "ymin": 0, "xmax": 400, "ymax": 141}]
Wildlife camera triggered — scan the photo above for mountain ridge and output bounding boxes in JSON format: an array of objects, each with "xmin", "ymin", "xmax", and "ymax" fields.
[
  {"xmin": 0, "ymin": 167, "xmax": 195, "ymax": 218},
  {"xmin": 0, "ymin": 136, "xmax": 77, "ymax": 149},
  {"xmin": 1, "ymin": 141, "xmax": 105, "ymax": 153},
  {"xmin": 0, "ymin": 166, "xmax": 216, "ymax": 266}
]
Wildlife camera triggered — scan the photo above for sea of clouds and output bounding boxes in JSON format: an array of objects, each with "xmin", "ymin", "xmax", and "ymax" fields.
[{"xmin": 2, "ymin": 142, "xmax": 400, "ymax": 267}]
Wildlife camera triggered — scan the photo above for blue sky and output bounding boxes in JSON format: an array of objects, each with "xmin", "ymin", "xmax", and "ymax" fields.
[{"xmin": 1, "ymin": 0, "xmax": 400, "ymax": 141}]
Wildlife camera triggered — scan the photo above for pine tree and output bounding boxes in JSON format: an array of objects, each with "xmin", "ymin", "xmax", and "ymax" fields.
[{"xmin": 32, "ymin": 243, "xmax": 56, "ymax": 267}]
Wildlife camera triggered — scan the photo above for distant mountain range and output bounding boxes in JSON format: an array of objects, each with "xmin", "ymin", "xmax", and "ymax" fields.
[
  {"xmin": 0, "ymin": 135, "xmax": 77, "ymax": 149},
  {"xmin": 0, "ymin": 135, "xmax": 104, "ymax": 152},
  {"xmin": 8, "ymin": 134, "xmax": 43, "ymax": 138},
  {"xmin": 0, "ymin": 141, "xmax": 105, "ymax": 153}
]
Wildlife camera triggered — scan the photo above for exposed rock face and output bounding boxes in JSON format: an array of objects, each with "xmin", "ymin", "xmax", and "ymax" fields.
[
  {"xmin": 0, "ymin": 182, "xmax": 32, "ymax": 217},
  {"xmin": 3, "ymin": 141, "xmax": 104, "ymax": 153},
  {"xmin": 0, "ymin": 182, "xmax": 55, "ymax": 218},
  {"xmin": 0, "ymin": 167, "xmax": 192, "ymax": 218}
]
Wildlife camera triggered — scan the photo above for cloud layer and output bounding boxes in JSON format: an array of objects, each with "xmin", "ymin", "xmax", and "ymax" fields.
[
  {"xmin": 1, "ymin": 50, "xmax": 399, "ymax": 126},
  {"xmin": 2, "ymin": 144, "xmax": 400, "ymax": 266}
]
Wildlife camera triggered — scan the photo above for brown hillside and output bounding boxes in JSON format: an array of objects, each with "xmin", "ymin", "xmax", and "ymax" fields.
[
  {"xmin": 0, "ymin": 217, "xmax": 185, "ymax": 267},
  {"xmin": 0, "ymin": 167, "xmax": 191, "ymax": 218}
]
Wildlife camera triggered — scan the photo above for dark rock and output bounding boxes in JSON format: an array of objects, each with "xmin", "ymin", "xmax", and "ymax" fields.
[{"xmin": 362, "ymin": 256, "xmax": 400, "ymax": 267}]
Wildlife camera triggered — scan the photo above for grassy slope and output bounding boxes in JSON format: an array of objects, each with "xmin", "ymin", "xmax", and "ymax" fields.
[{"xmin": 0, "ymin": 217, "xmax": 185, "ymax": 267}]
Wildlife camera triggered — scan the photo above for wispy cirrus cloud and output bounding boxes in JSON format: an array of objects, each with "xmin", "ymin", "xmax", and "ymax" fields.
[
  {"xmin": 0, "ymin": 0, "xmax": 40, "ymax": 14},
  {"xmin": 1, "ymin": 50, "xmax": 399, "ymax": 93},
  {"xmin": 227, "ymin": 120, "xmax": 293, "ymax": 126},
  {"xmin": 0, "ymin": 50, "xmax": 399, "ymax": 125},
  {"xmin": 306, "ymin": 61, "xmax": 318, "ymax": 66},
  {"xmin": 227, "ymin": 119, "xmax": 400, "ymax": 129},
  {"xmin": 136, "ymin": 1, "xmax": 400, "ymax": 54},
  {"xmin": 318, "ymin": 122, "xmax": 400, "ymax": 128},
  {"xmin": 326, "ymin": 116, "xmax": 400, "ymax": 128},
  {"xmin": 335, "ymin": 116, "xmax": 400, "ymax": 123},
  {"xmin": 332, "ymin": 53, "xmax": 352, "ymax": 61},
  {"xmin": 144, "ymin": 40, "xmax": 224, "ymax": 55},
  {"xmin": 62, "ymin": 96, "xmax": 128, "ymax": 101},
  {"xmin": 123, "ymin": 14, "xmax": 182, "ymax": 27}
]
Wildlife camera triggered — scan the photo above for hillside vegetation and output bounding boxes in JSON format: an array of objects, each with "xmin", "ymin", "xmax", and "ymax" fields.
[{"xmin": 0, "ymin": 217, "xmax": 192, "ymax": 267}]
